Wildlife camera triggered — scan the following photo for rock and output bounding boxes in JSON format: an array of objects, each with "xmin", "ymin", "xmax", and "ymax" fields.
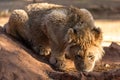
[
  {"xmin": 103, "ymin": 42, "xmax": 120, "ymax": 64},
  {"xmin": 110, "ymin": 42, "xmax": 120, "ymax": 50}
]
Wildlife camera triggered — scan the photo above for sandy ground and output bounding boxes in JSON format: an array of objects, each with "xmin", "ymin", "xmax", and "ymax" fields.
[
  {"xmin": 95, "ymin": 20, "xmax": 120, "ymax": 46},
  {"xmin": 0, "ymin": 17, "xmax": 8, "ymax": 26}
]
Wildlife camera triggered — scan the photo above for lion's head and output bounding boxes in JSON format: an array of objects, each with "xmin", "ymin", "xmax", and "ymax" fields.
[
  {"xmin": 65, "ymin": 26, "xmax": 104, "ymax": 72},
  {"xmin": 64, "ymin": 8, "xmax": 104, "ymax": 72}
]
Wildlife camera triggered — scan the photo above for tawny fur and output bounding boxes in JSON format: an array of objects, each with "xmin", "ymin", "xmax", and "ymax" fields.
[{"xmin": 4, "ymin": 3, "xmax": 104, "ymax": 72}]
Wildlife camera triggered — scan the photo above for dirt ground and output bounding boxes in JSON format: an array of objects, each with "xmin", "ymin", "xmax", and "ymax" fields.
[{"xmin": 0, "ymin": 0, "xmax": 120, "ymax": 79}]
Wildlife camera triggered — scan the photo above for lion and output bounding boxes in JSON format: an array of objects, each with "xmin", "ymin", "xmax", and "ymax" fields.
[{"xmin": 4, "ymin": 3, "xmax": 104, "ymax": 72}]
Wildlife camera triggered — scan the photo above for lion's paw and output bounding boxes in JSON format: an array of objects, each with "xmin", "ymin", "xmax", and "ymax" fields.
[
  {"xmin": 49, "ymin": 57, "xmax": 66, "ymax": 71},
  {"xmin": 39, "ymin": 48, "xmax": 51, "ymax": 56},
  {"xmin": 33, "ymin": 46, "xmax": 51, "ymax": 56}
]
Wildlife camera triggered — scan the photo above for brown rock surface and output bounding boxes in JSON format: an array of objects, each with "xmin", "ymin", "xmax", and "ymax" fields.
[
  {"xmin": 0, "ymin": 26, "xmax": 120, "ymax": 80},
  {"xmin": 102, "ymin": 42, "xmax": 120, "ymax": 64}
]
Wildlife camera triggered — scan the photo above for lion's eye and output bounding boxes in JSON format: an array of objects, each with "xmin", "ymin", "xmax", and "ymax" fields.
[{"xmin": 88, "ymin": 55, "xmax": 94, "ymax": 60}]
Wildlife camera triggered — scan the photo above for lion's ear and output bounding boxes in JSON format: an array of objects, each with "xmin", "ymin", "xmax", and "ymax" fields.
[
  {"xmin": 80, "ymin": 8, "xmax": 94, "ymax": 21},
  {"xmin": 92, "ymin": 27, "xmax": 103, "ymax": 43},
  {"xmin": 65, "ymin": 28, "xmax": 76, "ymax": 43}
]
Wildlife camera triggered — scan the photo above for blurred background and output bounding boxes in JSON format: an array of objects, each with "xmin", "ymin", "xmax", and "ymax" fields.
[{"xmin": 0, "ymin": 0, "xmax": 120, "ymax": 46}]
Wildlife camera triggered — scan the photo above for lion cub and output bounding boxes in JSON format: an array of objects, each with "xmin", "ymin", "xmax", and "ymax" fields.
[{"xmin": 4, "ymin": 3, "xmax": 104, "ymax": 72}]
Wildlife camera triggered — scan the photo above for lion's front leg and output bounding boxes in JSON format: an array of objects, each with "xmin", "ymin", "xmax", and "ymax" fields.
[{"xmin": 49, "ymin": 47, "xmax": 66, "ymax": 71}]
